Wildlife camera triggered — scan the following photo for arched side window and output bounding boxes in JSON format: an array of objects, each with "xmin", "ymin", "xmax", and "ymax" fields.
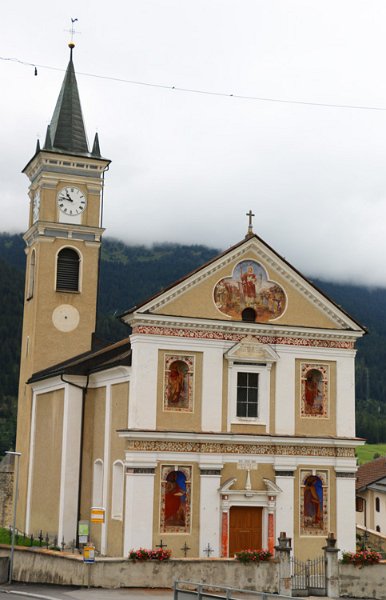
[
  {"xmin": 27, "ymin": 249, "xmax": 36, "ymax": 300},
  {"xmin": 92, "ymin": 459, "xmax": 103, "ymax": 507},
  {"xmin": 376, "ymin": 497, "xmax": 380, "ymax": 513},
  {"xmin": 160, "ymin": 465, "xmax": 192, "ymax": 533},
  {"xmin": 376, "ymin": 525, "xmax": 381, "ymax": 532},
  {"xmin": 56, "ymin": 247, "xmax": 80, "ymax": 292},
  {"xmin": 111, "ymin": 461, "xmax": 124, "ymax": 520}
]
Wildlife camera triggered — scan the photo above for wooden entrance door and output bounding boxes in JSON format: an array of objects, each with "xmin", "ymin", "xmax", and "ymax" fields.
[{"xmin": 229, "ymin": 506, "xmax": 262, "ymax": 556}]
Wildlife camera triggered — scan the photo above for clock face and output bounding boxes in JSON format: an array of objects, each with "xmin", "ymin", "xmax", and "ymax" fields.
[
  {"xmin": 32, "ymin": 191, "xmax": 40, "ymax": 223},
  {"xmin": 57, "ymin": 187, "xmax": 87, "ymax": 216}
]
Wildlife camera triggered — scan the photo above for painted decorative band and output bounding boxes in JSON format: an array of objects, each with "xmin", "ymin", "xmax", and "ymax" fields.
[
  {"xmin": 335, "ymin": 471, "xmax": 356, "ymax": 478},
  {"xmin": 133, "ymin": 325, "xmax": 355, "ymax": 349},
  {"xmin": 126, "ymin": 439, "xmax": 355, "ymax": 458},
  {"xmin": 275, "ymin": 470, "xmax": 295, "ymax": 477}
]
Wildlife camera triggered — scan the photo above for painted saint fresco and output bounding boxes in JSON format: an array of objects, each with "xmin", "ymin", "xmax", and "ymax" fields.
[
  {"xmin": 160, "ymin": 466, "xmax": 191, "ymax": 533},
  {"xmin": 300, "ymin": 471, "xmax": 328, "ymax": 536},
  {"xmin": 213, "ymin": 260, "xmax": 286, "ymax": 322},
  {"xmin": 164, "ymin": 355, "xmax": 194, "ymax": 412},
  {"xmin": 301, "ymin": 363, "xmax": 328, "ymax": 418}
]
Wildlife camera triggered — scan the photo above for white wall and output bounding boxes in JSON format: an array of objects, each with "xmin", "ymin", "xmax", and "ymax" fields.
[
  {"xmin": 336, "ymin": 474, "xmax": 357, "ymax": 553},
  {"xmin": 199, "ymin": 472, "xmax": 222, "ymax": 556},
  {"xmin": 124, "ymin": 471, "xmax": 155, "ymax": 555}
]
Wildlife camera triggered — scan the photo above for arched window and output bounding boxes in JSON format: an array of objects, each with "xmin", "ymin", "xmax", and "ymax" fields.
[
  {"xmin": 376, "ymin": 497, "xmax": 380, "ymax": 513},
  {"xmin": 27, "ymin": 249, "xmax": 36, "ymax": 300},
  {"xmin": 376, "ymin": 525, "xmax": 381, "ymax": 532},
  {"xmin": 241, "ymin": 307, "xmax": 256, "ymax": 322},
  {"xmin": 304, "ymin": 475, "xmax": 323, "ymax": 529},
  {"xmin": 56, "ymin": 248, "xmax": 80, "ymax": 292},
  {"xmin": 111, "ymin": 461, "xmax": 124, "ymax": 520},
  {"xmin": 92, "ymin": 459, "xmax": 103, "ymax": 507},
  {"xmin": 160, "ymin": 465, "xmax": 192, "ymax": 533}
]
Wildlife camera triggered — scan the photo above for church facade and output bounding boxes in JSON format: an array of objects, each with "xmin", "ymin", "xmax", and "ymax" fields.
[{"xmin": 15, "ymin": 47, "xmax": 365, "ymax": 560}]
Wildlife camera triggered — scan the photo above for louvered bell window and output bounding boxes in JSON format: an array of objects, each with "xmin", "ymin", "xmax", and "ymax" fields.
[{"xmin": 56, "ymin": 248, "xmax": 80, "ymax": 292}]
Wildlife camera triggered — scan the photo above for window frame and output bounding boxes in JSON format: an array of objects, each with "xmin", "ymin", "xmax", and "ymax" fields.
[
  {"xmin": 228, "ymin": 362, "xmax": 271, "ymax": 427},
  {"xmin": 55, "ymin": 246, "xmax": 81, "ymax": 293},
  {"xmin": 111, "ymin": 460, "xmax": 124, "ymax": 520},
  {"xmin": 92, "ymin": 459, "xmax": 104, "ymax": 508},
  {"xmin": 26, "ymin": 248, "xmax": 36, "ymax": 300}
]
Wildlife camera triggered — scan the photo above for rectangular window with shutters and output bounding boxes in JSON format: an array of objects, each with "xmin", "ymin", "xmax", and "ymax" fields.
[{"xmin": 237, "ymin": 372, "xmax": 259, "ymax": 418}]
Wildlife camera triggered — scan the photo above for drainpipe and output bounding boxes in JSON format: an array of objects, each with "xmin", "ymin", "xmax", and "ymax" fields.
[{"xmin": 93, "ymin": 164, "xmax": 110, "ymax": 350}]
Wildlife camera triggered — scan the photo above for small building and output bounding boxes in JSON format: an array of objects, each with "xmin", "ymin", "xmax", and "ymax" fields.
[{"xmin": 356, "ymin": 456, "xmax": 386, "ymax": 533}]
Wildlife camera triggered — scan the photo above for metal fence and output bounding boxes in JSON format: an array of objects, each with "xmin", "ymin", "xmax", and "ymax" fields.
[
  {"xmin": 291, "ymin": 556, "xmax": 326, "ymax": 597},
  {"xmin": 173, "ymin": 580, "xmax": 304, "ymax": 600},
  {"xmin": 6, "ymin": 527, "xmax": 77, "ymax": 552}
]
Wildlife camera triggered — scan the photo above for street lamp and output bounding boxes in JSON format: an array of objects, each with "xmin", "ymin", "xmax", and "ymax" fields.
[{"xmin": 6, "ymin": 451, "xmax": 21, "ymax": 585}]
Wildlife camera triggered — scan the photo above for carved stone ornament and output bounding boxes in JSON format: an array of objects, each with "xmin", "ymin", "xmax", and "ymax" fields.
[{"xmin": 225, "ymin": 335, "xmax": 279, "ymax": 364}]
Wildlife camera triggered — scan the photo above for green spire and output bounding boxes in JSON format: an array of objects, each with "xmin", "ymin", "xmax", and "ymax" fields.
[
  {"xmin": 44, "ymin": 49, "xmax": 89, "ymax": 155},
  {"xmin": 91, "ymin": 132, "xmax": 101, "ymax": 157}
]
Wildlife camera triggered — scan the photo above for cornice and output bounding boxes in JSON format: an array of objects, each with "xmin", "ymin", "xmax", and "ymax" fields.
[
  {"xmin": 23, "ymin": 222, "xmax": 104, "ymax": 247},
  {"xmin": 129, "ymin": 315, "xmax": 361, "ymax": 349}
]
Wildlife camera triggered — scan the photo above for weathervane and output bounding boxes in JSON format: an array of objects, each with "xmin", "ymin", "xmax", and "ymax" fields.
[
  {"xmin": 246, "ymin": 209, "xmax": 255, "ymax": 238},
  {"xmin": 65, "ymin": 18, "xmax": 80, "ymax": 54}
]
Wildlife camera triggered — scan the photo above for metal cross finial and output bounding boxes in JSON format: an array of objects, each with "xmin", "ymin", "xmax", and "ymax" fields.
[
  {"xmin": 156, "ymin": 539, "xmax": 168, "ymax": 550},
  {"xmin": 246, "ymin": 210, "xmax": 255, "ymax": 238},
  {"xmin": 68, "ymin": 18, "xmax": 79, "ymax": 42},
  {"xmin": 65, "ymin": 18, "xmax": 81, "ymax": 55},
  {"xmin": 180, "ymin": 542, "xmax": 191, "ymax": 557},
  {"xmin": 203, "ymin": 543, "xmax": 214, "ymax": 558}
]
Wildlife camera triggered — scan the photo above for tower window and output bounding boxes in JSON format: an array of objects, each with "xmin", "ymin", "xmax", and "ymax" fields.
[
  {"xmin": 56, "ymin": 248, "xmax": 80, "ymax": 292},
  {"xmin": 26, "ymin": 249, "xmax": 36, "ymax": 300},
  {"xmin": 376, "ymin": 497, "xmax": 380, "ymax": 513}
]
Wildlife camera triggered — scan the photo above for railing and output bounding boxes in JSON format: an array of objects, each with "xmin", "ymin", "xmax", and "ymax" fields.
[
  {"xmin": 173, "ymin": 580, "xmax": 302, "ymax": 600},
  {"xmin": 5, "ymin": 527, "xmax": 77, "ymax": 553}
]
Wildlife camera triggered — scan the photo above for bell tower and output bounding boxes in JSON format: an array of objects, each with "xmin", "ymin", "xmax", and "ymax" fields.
[{"xmin": 16, "ymin": 43, "xmax": 110, "ymax": 528}]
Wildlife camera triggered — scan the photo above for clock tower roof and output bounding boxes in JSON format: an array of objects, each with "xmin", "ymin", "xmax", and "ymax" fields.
[
  {"xmin": 45, "ymin": 49, "xmax": 88, "ymax": 155},
  {"xmin": 42, "ymin": 47, "xmax": 100, "ymax": 158}
]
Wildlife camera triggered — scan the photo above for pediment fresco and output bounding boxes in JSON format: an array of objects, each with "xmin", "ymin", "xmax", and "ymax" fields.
[{"xmin": 213, "ymin": 260, "xmax": 286, "ymax": 322}]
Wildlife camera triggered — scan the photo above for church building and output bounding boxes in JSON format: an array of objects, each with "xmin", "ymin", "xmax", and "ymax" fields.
[{"xmin": 15, "ymin": 46, "xmax": 365, "ymax": 560}]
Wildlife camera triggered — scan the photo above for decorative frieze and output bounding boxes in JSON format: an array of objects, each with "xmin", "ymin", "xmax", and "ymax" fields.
[
  {"xmin": 126, "ymin": 439, "xmax": 355, "ymax": 458},
  {"xmin": 133, "ymin": 325, "xmax": 354, "ymax": 349},
  {"xmin": 335, "ymin": 471, "xmax": 356, "ymax": 478}
]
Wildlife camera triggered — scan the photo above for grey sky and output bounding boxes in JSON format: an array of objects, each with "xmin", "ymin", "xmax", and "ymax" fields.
[{"xmin": 2, "ymin": 0, "xmax": 386, "ymax": 286}]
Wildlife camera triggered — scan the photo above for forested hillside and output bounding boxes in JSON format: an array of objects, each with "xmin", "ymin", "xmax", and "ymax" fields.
[{"xmin": 1, "ymin": 231, "xmax": 385, "ymax": 455}]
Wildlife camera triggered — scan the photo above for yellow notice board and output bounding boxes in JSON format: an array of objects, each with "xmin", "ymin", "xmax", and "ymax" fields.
[
  {"xmin": 83, "ymin": 545, "xmax": 95, "ymax": 563},
  {"xmin": 90, "ymin": 507, "xmax": 105, "ymax": 523}
]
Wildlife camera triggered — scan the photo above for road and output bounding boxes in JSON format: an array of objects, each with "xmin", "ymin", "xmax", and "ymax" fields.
[{"xmin": 0, "ymin": 585, "xmax": 173, "ymax": 600}]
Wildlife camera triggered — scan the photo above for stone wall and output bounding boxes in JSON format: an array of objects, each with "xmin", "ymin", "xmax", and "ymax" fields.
[
  {"xmin": 0, "ymin": 547, "xmax": 278, "ymax": 591},
  {"xmin": 0, "ymin": 455, "xmax": 14, "ymax": 528},
  {"xmin": 339, "ymin": 563, "xmax": 386, "ymax": 599},
  {"xmin": 357, "ymin": 525, "xmax": 386, "ymax": 555}
]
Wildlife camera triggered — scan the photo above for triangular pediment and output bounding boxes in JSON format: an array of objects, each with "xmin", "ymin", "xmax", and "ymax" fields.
[
  {"xmin": 121, "ymin": 234, "xmax": 364, "ymax": 333},
  {"xmin": 225, "ymin": 336, "xmax": 279, "ymax": 364}
]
